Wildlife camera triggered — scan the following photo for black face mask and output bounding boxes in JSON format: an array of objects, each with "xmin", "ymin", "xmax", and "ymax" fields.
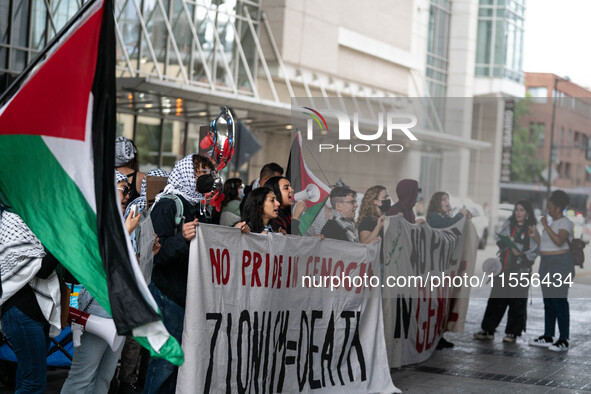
[
  {"xmin": 196, "ymin": 173, "xmax": 215, "ymax": 193},
  {"xmin": 379, "ymin": 199, "xmax": 392, "ymax": 213}
]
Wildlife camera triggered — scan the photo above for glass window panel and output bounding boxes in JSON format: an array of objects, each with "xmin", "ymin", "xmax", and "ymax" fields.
[
  {"xmin": 0, "ymin": 47, "xmax": 7, "ymax": 69},
  {"xmin": 116, "ymin": 113, "xmax": 135, "ymax": 139},
  {"xmin": 476, "ymin": 20, "xmax": 492, "ymax": 64},
  {"xmin": 135, "ymin": 116, "xmax": 162, "ymax": 171},
  {"xmin": 10, "ymin": 49, "xmax": 26, "ymax": 70},
  {"xmin": 161, "ymin": 118, "xmax": 186, "ymax": 171},
  {"xmin": 12, "ymin": 0, "xmax": 30, "ymax": 48},
  {"xmin": 0, "ymin": 2, "xmax": 9, "ymax": 43}
]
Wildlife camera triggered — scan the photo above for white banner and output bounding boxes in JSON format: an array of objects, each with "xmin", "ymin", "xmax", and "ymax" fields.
[
  {"xmin": 382, "ymin": 216, "xmax": 478, "ymax": 367},
  {"xmin": 177, "ymin": 224, "xmax": 395, "ymax": 393}
]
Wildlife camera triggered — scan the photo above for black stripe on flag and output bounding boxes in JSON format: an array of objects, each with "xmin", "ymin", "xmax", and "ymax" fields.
[{"xmin": 91, "ymin": 0, "xmax": 159, "ymax": 333}]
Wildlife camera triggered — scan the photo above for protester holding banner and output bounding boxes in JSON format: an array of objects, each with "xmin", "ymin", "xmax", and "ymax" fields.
[
  {"xmin": 474, "ymin": 200, "xmax": 539, "ymax": 343},
  {"xmin": 357, "ymin": 185, "xmax": 388, "ymax": 244},
  {"xmin": 240, "ymin": 187, "xmax": 280, "ymax": 234},
  {"xmin": 239, "ymin": 162, "xmax": 283, "ymax": 215},
  {"xmin": 0, "ymin": 210, "xmax": 61, "ymax": 393},
  {"xmin": 143, "ymin": 154, "xmax": 216, "ymax": 393},
  {"xmin": 426, "ymin": 191, "xmax": 471, "ymax": 228},
  {"xmin": 386, "ymin": 179, "xmax": 422, "ymax": 223},
  {"xmin": 321, "ymin": 187, "xmax": 359, "ymax": 242},
  {"xmin": 266, "ymin": 176, "xmax": 307, "ymax": 235},
  {"xmin": 115, "ymin": 136, "xmax": 145, "ymax": 202},
  {"xmin": 529, "ymin": 190, "xmax": 574, "ymax": 352}
]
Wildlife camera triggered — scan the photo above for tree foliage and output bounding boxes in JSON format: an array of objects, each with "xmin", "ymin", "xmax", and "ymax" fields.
[{"xmin": 510, "ymin": 98, "xmax": 546, "ymax": 183}]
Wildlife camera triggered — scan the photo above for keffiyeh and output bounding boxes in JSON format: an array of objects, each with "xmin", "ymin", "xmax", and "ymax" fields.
[
  {"xmin": 124, "ymin": 196, "xmax": 148, "ymax": 219},
  {"xmin": 114, "ymin": 136, "xmax": 136, "ymax": 167},
  {"xmin": 156, "ymin": 155, "xmax": 203, "ymax": 205},
  {"xmin": 331, "ymin": 209, "xmax": 359, "ymax": 243},
  {"xmin": 115, "ymin": 170, "xmax": 128, "ymax": 184},
  {"xmin": 0, "ymin": 212, "xmax": 61, "ymax": 336}
]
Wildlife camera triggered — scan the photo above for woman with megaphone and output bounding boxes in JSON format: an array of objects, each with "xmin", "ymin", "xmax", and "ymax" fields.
[{"xmin": 266, "ymin": 176, "xmax": 307, "ymax": 235}]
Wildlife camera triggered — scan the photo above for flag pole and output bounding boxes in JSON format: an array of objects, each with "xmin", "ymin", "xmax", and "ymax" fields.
[
  {"xmin": 297, "ymin": 129, "xmax": 333, "ymax": 187},
  {"xmin": 0, "ymin": 0, "xmax": 101, "ymax": 107}
]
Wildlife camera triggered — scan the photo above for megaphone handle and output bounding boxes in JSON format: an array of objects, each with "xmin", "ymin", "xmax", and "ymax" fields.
[{"xmin": 72, "ymin": 323, "xmax": 84, "ymax": 347}]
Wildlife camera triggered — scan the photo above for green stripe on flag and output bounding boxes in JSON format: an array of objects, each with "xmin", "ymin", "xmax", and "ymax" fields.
[
  {"xmin": 299, "ymin": 196, "xmax": 328, "ymax": 235},
  {"xmin": 0, "ymin": 135, "xmax": 112, "ymax": 312}
]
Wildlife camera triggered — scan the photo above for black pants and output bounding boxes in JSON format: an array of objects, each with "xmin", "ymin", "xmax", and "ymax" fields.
[{"xmin": 481, "ymin": 284, "xmax": 528, "ymax": 336}]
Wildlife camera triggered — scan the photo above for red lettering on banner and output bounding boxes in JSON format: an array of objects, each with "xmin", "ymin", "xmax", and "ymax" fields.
[
  {"xmin": 251, "ymin": 252, "xmax": 262, "ymax": 287},
  {"xmin": 242, "ymin": 250, "xmax": 251, "ymax": 286},
  {"xmin": 210, "ymin": 248, "xmax": 230, "ymax": 285}
]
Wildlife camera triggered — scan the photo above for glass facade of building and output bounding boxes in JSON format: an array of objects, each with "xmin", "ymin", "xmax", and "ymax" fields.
[
  {"xmin": 426, "ymin": 0, "xmax": 451, "ymax": 124},
  {"xmin": 475, "ymin": 0, "xmax": 525, "ymax": 82}
]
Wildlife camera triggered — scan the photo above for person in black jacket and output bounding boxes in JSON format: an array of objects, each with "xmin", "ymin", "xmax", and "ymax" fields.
[
  {"xmin": 143, "ymin": 154, "xmax": 215, "ymax": 394},
  {"xmin": 321, "ymin": 187, "xmax": 359, "ymax": 242}
]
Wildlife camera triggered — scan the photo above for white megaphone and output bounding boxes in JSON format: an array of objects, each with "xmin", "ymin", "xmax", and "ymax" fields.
[
  {"xmin": 68, "ymin": 307, "xmax": 125, "ymax": 351},
  {"xmin": 293, "ymin": 184, "xmax": 321, "ymax": 203},
  {"xmin": 482, "ymin": 258, "xmax": 502, "ymax": 283}
]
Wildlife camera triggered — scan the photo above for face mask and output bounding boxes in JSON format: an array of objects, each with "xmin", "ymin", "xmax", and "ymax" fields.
[
  {"xmin": 416, "ymin": 193, "xmax": 422, "ymax": 203},
  {"xmin": 238, "ymin": 189, "xmax": 245, "ymax": 200},
  {"xmin": 379, "ymin": 199, "xmax": 391, "ymax": 213},
  {"xmin": 196, "ymin": 173, "xmax": 215, "ymax": 193}
]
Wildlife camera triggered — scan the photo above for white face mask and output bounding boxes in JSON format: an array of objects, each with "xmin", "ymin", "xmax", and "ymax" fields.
[{"xmin": 238, "ymin": 189, "xmax": 245, "ymax": 200}]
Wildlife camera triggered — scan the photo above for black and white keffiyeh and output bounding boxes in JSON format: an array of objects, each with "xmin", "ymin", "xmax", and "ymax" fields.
[
  {"xmin": 115, "ymin": 170, "xmax": 128, "ymax": 184},
  {"xmin": 140, "ymin": 168, "xmax": 169, "ymax": 197},
  {"xmin": 124, "ymin": 196, "xmax": 148, "ymax": 219},
  {"xmin": 156, "ymin": 155, "xmax": 203, "ymax": 205},
  {"xmin": 114, "ymin": 136, "xmax": 136, "ymax": 167},
  {"xmin": 0, "ymin": 212, "xmax": 61, "ymax": 336},
  {"xmin": 331, "ymin": 209, "xmax": 359, "ymax": 243}
]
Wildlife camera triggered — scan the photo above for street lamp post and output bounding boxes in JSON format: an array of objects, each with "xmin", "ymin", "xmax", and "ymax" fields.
[{"xmin": 546, "ymin": 76, "xmax": 569, "ymax": 201}]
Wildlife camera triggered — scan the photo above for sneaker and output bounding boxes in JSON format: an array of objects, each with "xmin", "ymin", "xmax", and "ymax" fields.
[
  {"xmin": 436, "ymin": 337, "xmax": 455, "ymax": 349},
  {"xmin": 473, "ymin": 331, "xmax": 494, "ymax": 340},
  {"xmin": 529, "ymin": 335, "xmax": 554, "ymax": 347},
  {"xmin": 549, "ymin": 339, "xmax": 569, "ymax": 352},
  {"xmin": 503, "ymin": 334, "xmax": 517, "ymax": 343}
]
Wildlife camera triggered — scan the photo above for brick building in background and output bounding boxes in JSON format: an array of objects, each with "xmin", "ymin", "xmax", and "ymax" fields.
[{"xmin": 524, "ymin": 72, "xmax": 591, "ymax": 189}]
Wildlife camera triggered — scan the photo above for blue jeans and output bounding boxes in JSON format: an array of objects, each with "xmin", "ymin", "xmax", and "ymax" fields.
[
  {"xmin": 539, "ymin": 253, "xmax": 574, "ymax": 340},
  {"xmin": 143, "ymin": 283, "xmax": 185, "ymax": 394},
  {"xmin": 1, "ymin": 306, "xmax": 50, "ymax": 393}
]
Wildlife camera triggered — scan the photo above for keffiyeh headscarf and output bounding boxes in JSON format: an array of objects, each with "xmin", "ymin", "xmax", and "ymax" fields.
[
  {"xmin": 331, "ymin": 209, "xmax": 359, "ymax": 243},
  {"xmin": 115, "ymin": 136, "xmax": 137, "ymax": 167},
  {"xmin": 140, "ymin": 168, "xmax": 169, "ymax": 197},
  {"xmin": 156, "ymin": 155, "xmax": 203, "ymax": 205},
  {"xmin": 115, "ymin": 170, "xmax": 128, "ymax": 184},
  {"xmin": 0, "ymin": 212, "xmax": 62, "ymax": 336}
]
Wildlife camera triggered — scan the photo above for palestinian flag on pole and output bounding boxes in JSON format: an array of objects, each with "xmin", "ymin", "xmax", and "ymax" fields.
[
  {"xmin": 0, "ymin": 0, "xmax": 182, "ymax": 365},
  {"xmin": 286, "ymin": 131, "xmax": 331, "ymax": 234}
]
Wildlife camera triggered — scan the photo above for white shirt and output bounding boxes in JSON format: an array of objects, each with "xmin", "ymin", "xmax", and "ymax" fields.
[{"xmin": 540, "ymin": 216, "xmax": 573, "ymax": 252}]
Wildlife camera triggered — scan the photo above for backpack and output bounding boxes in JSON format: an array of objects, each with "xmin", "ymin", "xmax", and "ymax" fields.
[
  {"xmin": 150, "ymin": 194, "xmax": 185, "ymax": 232},
  {"xmin": 568, "ymin": 238, "xmax": 585, "ymax": 268}
]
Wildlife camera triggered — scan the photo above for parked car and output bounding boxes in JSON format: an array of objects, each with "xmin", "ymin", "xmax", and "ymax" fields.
[{"xmin": 449, "ymin": 196, "xmax": 490, "ymax": 249}]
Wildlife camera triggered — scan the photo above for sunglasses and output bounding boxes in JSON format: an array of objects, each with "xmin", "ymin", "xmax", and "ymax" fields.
[{"xmin": 117, "ymin": 186, "xmax": 131, "ymax": 196}]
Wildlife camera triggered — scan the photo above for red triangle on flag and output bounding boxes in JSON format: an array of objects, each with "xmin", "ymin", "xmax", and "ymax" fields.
[{"xmin": 0, "ymin": 6, "xmax": 103, "ymax": 141}]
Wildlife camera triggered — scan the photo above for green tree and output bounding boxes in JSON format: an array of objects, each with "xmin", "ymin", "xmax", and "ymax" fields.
[{"xmin": 510, "ymin": 98, "xmax": 546, "ymax": 183}]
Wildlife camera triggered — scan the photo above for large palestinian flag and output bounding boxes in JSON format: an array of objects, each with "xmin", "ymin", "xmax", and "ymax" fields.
[{"xmin": 0, "ymin": 0, "xmax": 182, "ymax": 365}]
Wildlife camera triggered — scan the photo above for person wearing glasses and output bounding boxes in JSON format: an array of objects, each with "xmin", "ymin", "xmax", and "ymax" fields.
[
  {"xmin": 115, "ymin": 136, "xmax": 145, "ymax": 202},
  {"xmin": 62, "ymin": 171, "xmax": 140, "ymax": 393},
  {"xmin": 321, "ymin": 187, "xmax": 359, "ymax": 242}
]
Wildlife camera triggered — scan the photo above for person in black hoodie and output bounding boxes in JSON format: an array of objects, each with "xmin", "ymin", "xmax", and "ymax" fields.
[
  {"xmin": 386, "ymin": 179, "xmax": 421, "ymax": 223},
  {"xmin": 143, "ymin": 154, "xmax": 215, "ymax": 393}
]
